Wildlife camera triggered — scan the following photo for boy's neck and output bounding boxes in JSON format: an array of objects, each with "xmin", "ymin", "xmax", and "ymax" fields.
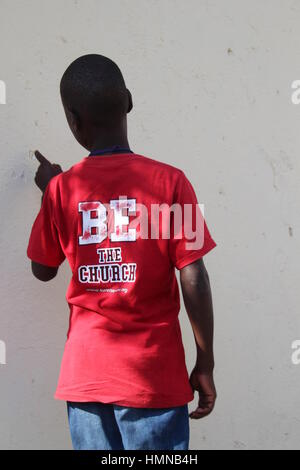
[
  {"xmin": 86, "ymin": 119, "xmax": 130, "ymax": 152},
  {"xmin": 89, "ymin": 136, "xmax": 130, "ymax": 153}
]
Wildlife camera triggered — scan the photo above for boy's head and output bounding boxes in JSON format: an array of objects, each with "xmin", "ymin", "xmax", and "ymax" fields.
[{"xmin": 60, "ymin": 54, "xmax": 132, "ymax": 150}]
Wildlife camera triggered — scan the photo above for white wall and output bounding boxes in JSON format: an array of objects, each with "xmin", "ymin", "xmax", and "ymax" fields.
[{"xmin": 0, "ymin": 0, "xmax": 299, "ymax": 450}]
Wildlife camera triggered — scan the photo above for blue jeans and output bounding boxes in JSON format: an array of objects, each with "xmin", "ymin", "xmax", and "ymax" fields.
[{"xmin": 67, "ymin": 401, "xmax": 190, "ymax": 450}]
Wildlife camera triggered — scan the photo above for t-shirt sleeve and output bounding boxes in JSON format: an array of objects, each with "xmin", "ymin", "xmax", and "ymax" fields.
[
  {"xmin": 169, "ymin": 171, "xmax": 217, "ymax": 270},
  {"xmin": 26, "ymin": 178, "xmax": 66, "ymax": 267}
]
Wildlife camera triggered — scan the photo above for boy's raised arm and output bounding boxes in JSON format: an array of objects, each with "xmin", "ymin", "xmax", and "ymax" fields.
[
  {"xmin": 27, "ymin": 149, "xmax": 65, "ymax": 280},
  {"xmin": 31, "ymin": 260, "xmax": 59, "ymax": 282},
  {"xmin": 180, "ymin": 257, "xmax": 217, "ymax": 419},
  {"xmin": 34, "ymin": 150, "xmax": 63, "ymax": 193}
]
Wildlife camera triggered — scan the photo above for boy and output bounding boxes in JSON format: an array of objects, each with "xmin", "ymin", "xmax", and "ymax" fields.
[{"xmin": 27, "ymin": 54, "xmax": 217, "ymax": 451}]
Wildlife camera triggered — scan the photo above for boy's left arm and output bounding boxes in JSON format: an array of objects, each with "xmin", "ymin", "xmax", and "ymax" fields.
[{"xmin": 180, "ymin": 258, "xmax": 216, "ymax": 419}]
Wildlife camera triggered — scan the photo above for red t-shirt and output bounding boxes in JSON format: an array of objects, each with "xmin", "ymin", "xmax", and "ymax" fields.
[{"xmin": 27, "ymin": 152, "xmax": 216, "ymax": 408}]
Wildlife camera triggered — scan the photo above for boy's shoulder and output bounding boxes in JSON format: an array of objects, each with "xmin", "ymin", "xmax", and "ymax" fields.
[
  {"xmin": 63, "ymin": 153, "xmax": 185, "ymax": 178},
  {"xmin": 132, "ymin": 153, "xmax": 185, "ymax": 176}
]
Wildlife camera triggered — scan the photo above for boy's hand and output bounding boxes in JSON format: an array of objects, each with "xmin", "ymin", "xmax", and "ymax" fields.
[
  {"xmin": 188, "ymin": 367, "xmax": 217, "ymax": 419},
  {"xmin": 34, "ymin": 150, "xmax": 63, "ymax": 193}
]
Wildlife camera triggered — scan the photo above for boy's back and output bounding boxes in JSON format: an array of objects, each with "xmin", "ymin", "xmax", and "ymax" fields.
[{"xmin": 27, "ymin": 150, "xmax": 215, "ymax": 407}]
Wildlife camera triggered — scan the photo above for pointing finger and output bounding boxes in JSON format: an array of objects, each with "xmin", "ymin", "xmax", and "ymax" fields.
[{"xmin": 34, "ymin": 150, "xmax": 51, "ymax": 166}]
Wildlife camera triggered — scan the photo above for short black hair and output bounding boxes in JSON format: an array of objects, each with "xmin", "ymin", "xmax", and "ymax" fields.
[{"xmin": 60, "ymin": 54, "xmax": 128, "ymax": 126}]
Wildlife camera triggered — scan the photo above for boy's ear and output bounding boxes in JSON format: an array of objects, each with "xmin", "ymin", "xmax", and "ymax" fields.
[{"xmin": 126, "ymin": 89, "xmax": 133, "ymax": 113}]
